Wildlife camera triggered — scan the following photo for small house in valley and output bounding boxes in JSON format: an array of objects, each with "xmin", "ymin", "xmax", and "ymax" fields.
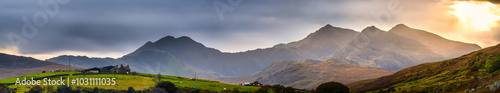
[{"xmin": 82, "ymin": 64, "xmax": 133, "ymax": 74}]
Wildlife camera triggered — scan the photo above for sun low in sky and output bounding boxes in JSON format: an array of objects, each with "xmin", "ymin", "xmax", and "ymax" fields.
[{"xmin": 449, "ymin": 1, "xmax": 500, "ymax": 31}]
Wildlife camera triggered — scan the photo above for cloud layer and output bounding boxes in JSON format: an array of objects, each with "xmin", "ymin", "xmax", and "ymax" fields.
[{"xmin": 0, "ymin": 0, "xmax": 499, "ymax": 60}]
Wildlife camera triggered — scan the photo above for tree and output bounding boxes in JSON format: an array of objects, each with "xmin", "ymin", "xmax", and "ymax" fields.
[
  {"xmin": 93, "ymin": 87, "xmax": 99, "ymax": 93},
  {"xmin": 0, "ymin": 85, "xmax": 11, "ymax": 93},
  {"xmin": 189, "ymin": 89, "xmax": 201, "ymax": 93},
  {"xmin": 316, "ymin": 81, "xmax": 349, "ymax": 93},
  {"xmin": 128, "ymin": 87, "xmax": 136, "ymax": 93},
  {"xmin": 57, "ymin": 85, "xmax": 72, "ymax": 93},
  {"xmin": 255, "ymin": 86, "xmax": 269, "ymax": 93},
  {"xmin": 486, "ymin": 59, "xmax": 495, "ymax": 72},
  {"xmin": 256, "ymin": 85, "xmax": 295, "ymax": 93},
  {"xmin": 157, "ymin": 73, "xmax": 162, "ymax": 82},
  {"xmin": 29, "ymin": 85, "xmax": 43, "ymax": 93},
  {"xmin": 156, "ymin": 81, "xmax": 177, "ymax": 93},
  {"xmin": 46, "ymin": 86, "xmax": 55, "ymax": 93},
  {"xmin": 230, "ymin": 88, "xmax": 240, "ymax": 93}
]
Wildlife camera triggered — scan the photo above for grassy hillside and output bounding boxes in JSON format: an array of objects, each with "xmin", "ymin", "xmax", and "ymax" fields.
[
  {"xmin": 348, "ymin": 43, "xmax": 500, "ymax": 92},
  {"xmin": 1, "ymin": 72, "xmax": 261, "ymax": 93},
  {"xmin": 0, "ymin": 71, "xmax": 81, "ymax": 84},
  {"xmin": 0, "ymin": 53, "xmax": 84, "ymax": 80},
  {"xmin": 220, "ymin": 59, "xmax": 393, "ymax": 90},
  {"xmin": 138, "ymin": 73, "xmax": 260, "ymax": 92}
]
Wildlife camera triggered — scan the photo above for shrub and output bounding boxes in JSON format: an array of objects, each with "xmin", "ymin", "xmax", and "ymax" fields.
[
  {"xmin": 256, "ymin": 85, "xmax": 295, "ymax": 93},
  {"xmin": 46, "ymin": 86, "xmax": 55, "ymax": 93},
  {"xmin": 470, "ymin": 64, "xmax": 479, "ymax": 72},
  {"xmin": 485, "ymin": 59, "xmax": 500, "ymax": 73},
  {"xmin": 156, "ymin": 81, "xmax": 177, "ymax": 93},
  {"xmin": 93, "ymin": 87, "xmax": 99, "ymax": 93},
  {"xmin": 148, "ymin": 88, "xmax": 167, "ymax": 93},
  {"xmin": 255, "ymin": 86, "xmax": 269, "ymax": 93},
  {"xmin": 57, "ymin": 85, "xmax": 72, "ymax": 93},
  {"xmin": 128, "ymin": 87, "xmax": 136, "ymax": 93},
  {"xmin": 29, "ymin": 85, "xmax": 43, "ymax": 93},
  {"xmin": 316, "ymin": 81, "xmax": 349, "ymax": 93},
  {"xmin": 0, "ymin": 85, "xmax": 10, "ymax": 93},
  {"xmin": 189, "ymin": 89, "xmax": 201, "ymax": 93},
  {"xmin": 230, "ymin": 88, "xmax": 239, "ymax": 93}
]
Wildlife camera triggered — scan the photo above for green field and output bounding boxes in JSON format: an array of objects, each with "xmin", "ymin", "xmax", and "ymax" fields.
[
  {"xmin": 138, "ymin": 73, "xmax": 260, "ymax": 92},
  {"xmin": 1, "ymin": 72, "xmax": 260, "ymax": 93},
  {"xmin": 0, "ymin": 71, "xmax": 80, "ymax": 84}
]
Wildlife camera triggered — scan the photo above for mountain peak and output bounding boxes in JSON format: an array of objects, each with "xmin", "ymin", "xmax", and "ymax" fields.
[
  {"xmin": 154, "ymin": 36, "xmax": 198, "ymax": 45},
  {"xmin": 361, "ymin": 25, "xmax": 383, "ymax": 34},
  {"xmin": 395, "ymin": 24, "xmax": 409, "ymax": 28},
  {"xmin": 389, "ymin": 24, "xmax": 411, "ymax": 32},
  {"xmin": 155, "ymin": 35, "xmax": 176, "ymax": 43},
  {"xmin": 177, "ymin": 36, "xmax": 195, "ymax": 42},
  {"xmin": 305, "ymin": 24, "xmax": 358, "ymax": 39},
  {"xmin": 324, "ymin": 24, "xmax": 333, "ymax": 28},
  {"xmin": 316, "ymin": 24, "xmax": 335, "ymax": 31}
]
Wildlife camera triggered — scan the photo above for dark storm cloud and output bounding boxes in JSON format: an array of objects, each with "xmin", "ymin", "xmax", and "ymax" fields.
[{"xmin": 0, "ymin": 0, "xmax": 401, "ymax": 55}]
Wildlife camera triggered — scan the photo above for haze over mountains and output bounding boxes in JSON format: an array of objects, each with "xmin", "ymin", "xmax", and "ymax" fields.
[
  {"xmin": 324, "ymin": 25, "xmax": 446, "ymax": 71},
  {"xmin": 46, "ymin": 24, "xmax": 481, "ymax": 79}
]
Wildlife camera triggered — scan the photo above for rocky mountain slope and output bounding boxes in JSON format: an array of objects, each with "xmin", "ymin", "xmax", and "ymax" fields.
[
  {"xmin": 389, "ymin": 24, "xmax": 481, "ymax": 58},
  {"xmin": 323, "ymin": 25, "xmax": 447, "ymax": 71}
]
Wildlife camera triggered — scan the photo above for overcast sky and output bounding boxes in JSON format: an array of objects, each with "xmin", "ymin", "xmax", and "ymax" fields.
[{"xmin": 0, "ymin": 0, "xmax": 499, "ymax": 60}]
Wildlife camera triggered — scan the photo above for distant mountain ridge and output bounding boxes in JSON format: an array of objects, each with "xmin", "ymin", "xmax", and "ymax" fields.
[
  {"xmin": 323, "ymin": 25, "xmax": 447, "ymax": 71},
  {"xmin": 46, "ymin": 24, "xmax": 481, "ymax": 78},
  {"xmin": 48, "ymin": 24, "xmax": 360, "ymax": 78},
  {"xmin": 389, "ymin": 24, "xmax": 481, "ymax": 58},
  {"xmin": 0, "ymin": 53, "xmax": 83, "ymax": 80}
]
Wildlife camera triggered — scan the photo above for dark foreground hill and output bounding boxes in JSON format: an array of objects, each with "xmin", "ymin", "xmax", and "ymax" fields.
[
  {"xmin": 218, "ymin": 59, "xmax": 394, "ymax": 89},
  {"xmin": 347, "ymin": 43, "xmax": 500, "ymax": 92},
  {"xmin": 0, "ymin": 53, "xmax": 83, "ymax": 80}
]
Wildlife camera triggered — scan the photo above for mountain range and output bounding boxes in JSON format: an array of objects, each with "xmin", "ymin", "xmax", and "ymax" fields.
[
  {"xmin": 0, "ymin": 53, "xmax": 83, "ymax": 80},
  {"xmin": 45, "ymin": 24, "xmax": 481, "ymax": 79}
]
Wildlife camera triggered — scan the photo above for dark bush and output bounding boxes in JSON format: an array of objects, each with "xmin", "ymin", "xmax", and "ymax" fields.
[
  {"xmin": 256, "ymin": 85, "xmax": 295, "ymax": 93},
  {"xmin": 189, "ymin": 89, "xmax": 201, "ymax": 93},
  {"xmin": 0, "ymin": 85, "xmax": 10, "ymax": 93},
  {"xmin": 230, "ymin": 88, "xmax": 239, "ymax": 93},
  {"xmin": 156, "ymin": 81, "xmax": 177, "ymax": 93},
  {"xmin": 29, "ymin": 85, "xmax": 44, "ymax": 93},
  {"xmin": 93, "ymin": 87, "xmax": 99, "ymax": 93},
  {"xmin": 128, "ymin": 87, "xmax": 136, "ymax": 93},
  {"xmin": 148, "ymin": 88, "xmax": 167, "ymax": 93},
  {"xmin": 56, "ymin": 85, "xmax": 72, "ymax": 93},
  {"xmin": 316, "ymin": 81, "xmax": 349, "ymax": 93}
]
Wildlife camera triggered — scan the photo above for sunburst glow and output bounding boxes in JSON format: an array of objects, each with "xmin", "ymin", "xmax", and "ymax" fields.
[{"xmin": 449, "ymin": 1, "xmax": 500, "ymax": 31}]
